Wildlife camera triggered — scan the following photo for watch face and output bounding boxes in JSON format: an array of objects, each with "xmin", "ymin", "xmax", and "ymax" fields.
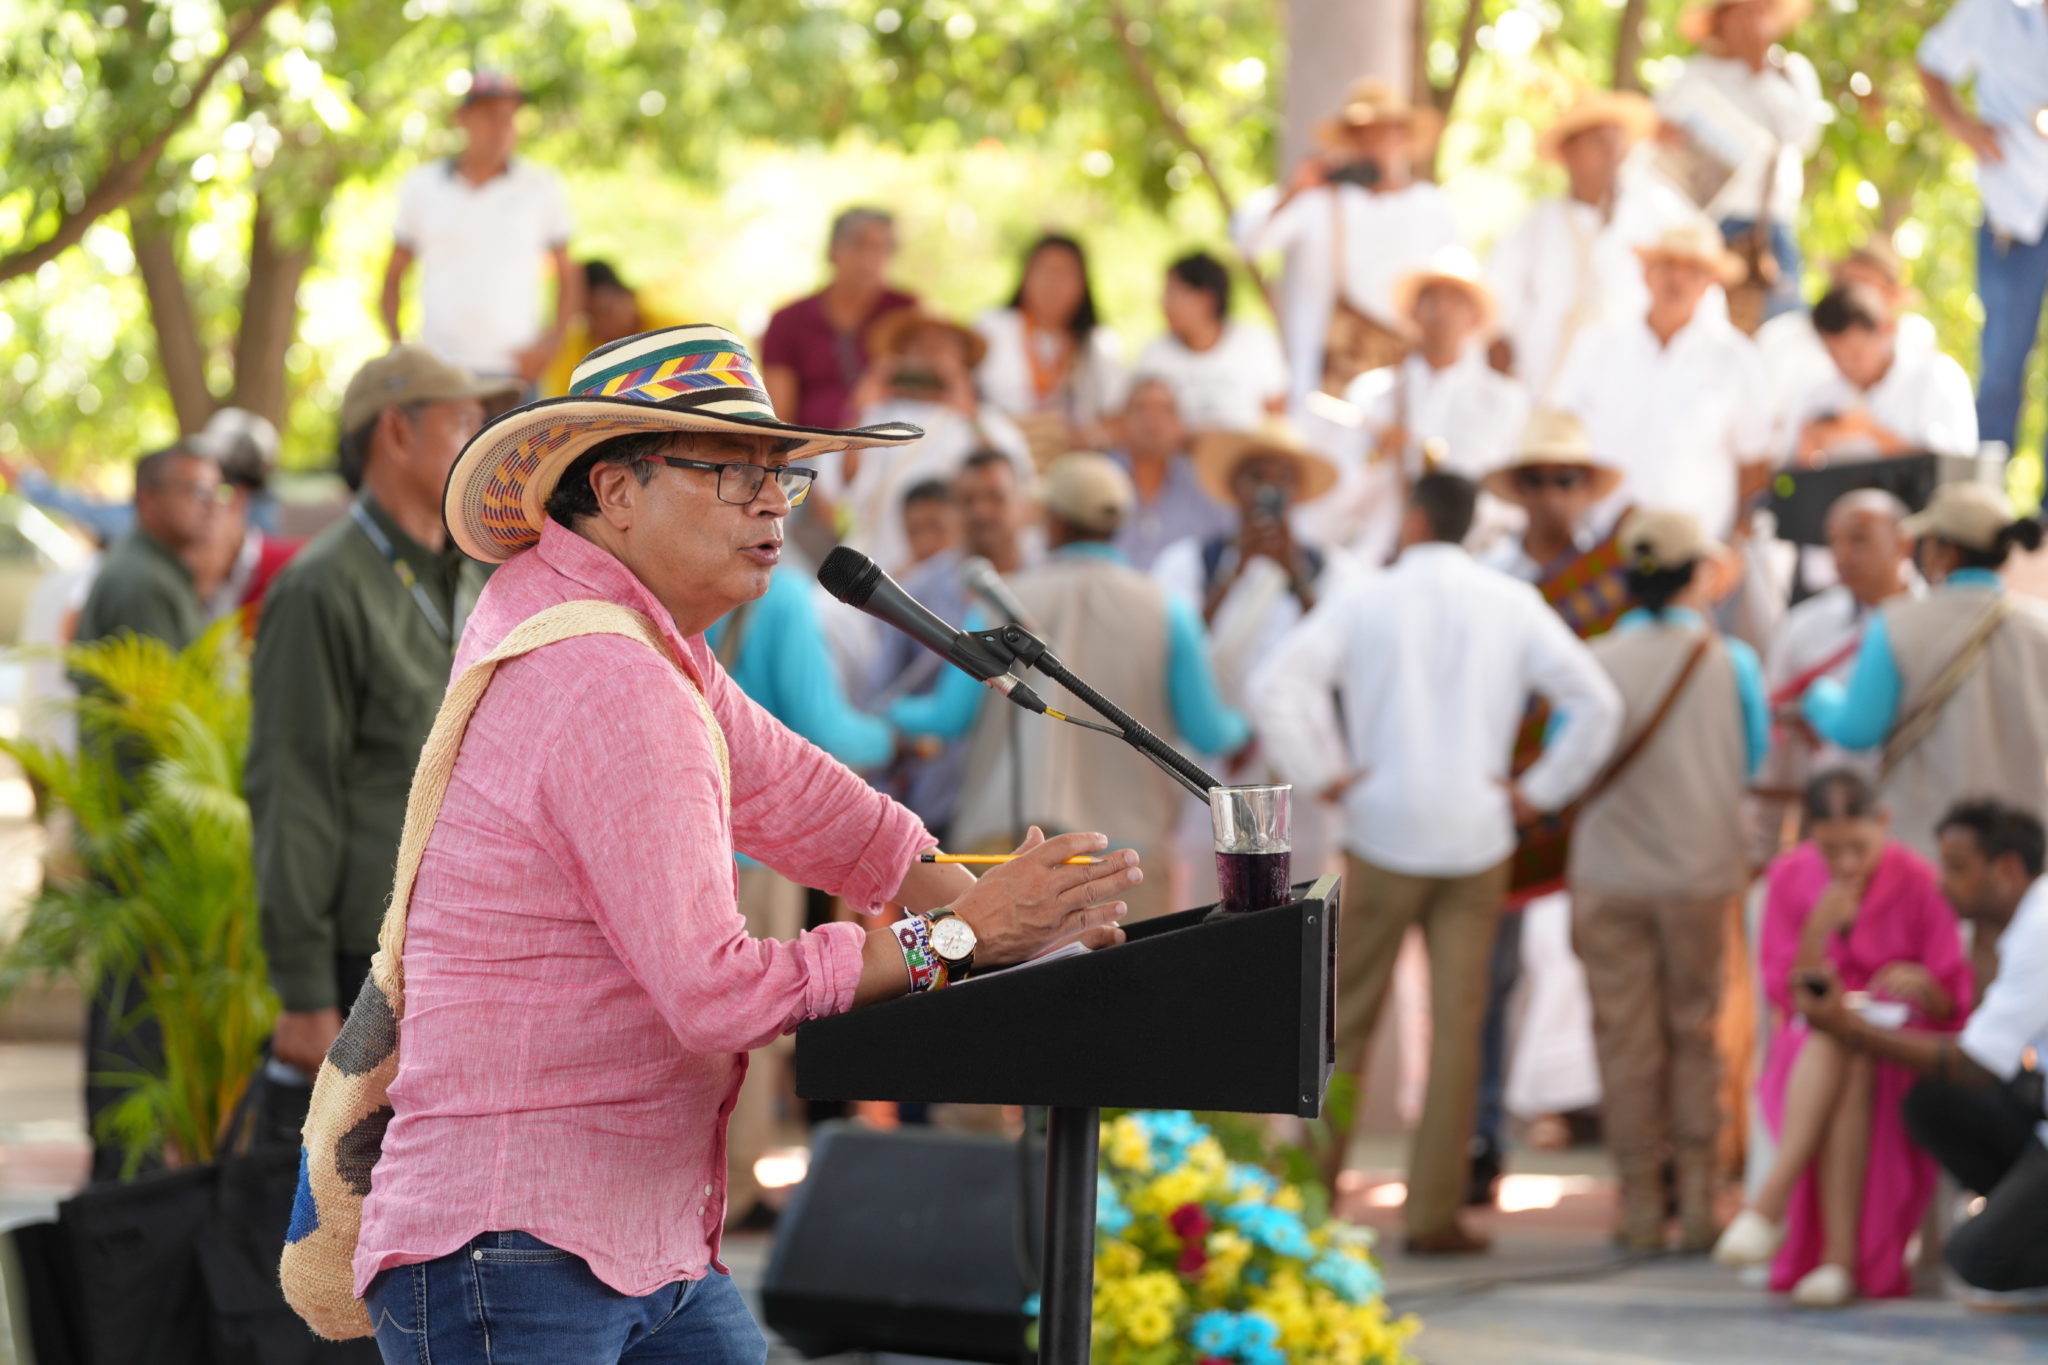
[{"xmin": 930, "ymin": 915, "xmax": 977, "ymax": 961}]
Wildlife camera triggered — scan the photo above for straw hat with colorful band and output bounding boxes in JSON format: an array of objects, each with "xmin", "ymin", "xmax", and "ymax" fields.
[
  {"xmin": 1480, "ymin": 409, "xmax": 1623, "ymax": 504},
  {"xmin": 1314, "ymin": 78, "xmax": 1444, "ymax": 151},
  {"xmin": 1679, "ymin": 0, "xmax": 1811, "ymax": 46},
  {"xmin": 1392, "ymin": 245, "xmax": 1498, "ymax": 332},
  {"xmin": 1634, "ymin": 221, "xmax": 1745, "ymax": 286},
  {"xmin": 1539, "ymin": 88, "xmax": 1659, "ymax": 161},
  {"xmin": 865, "ymin": 307, "xmax": 990, "ymax": 370},
  {"xmin": 443, "ymin": 323, "xmax": 923, "ymax": 564},
  {"xmin": 1901, "ymin": 483, "xmax": 2018, "ymax": 553},
  {"xmin": 1191, "ymin": 420, "xmax": 1341, "ymax": 508}
]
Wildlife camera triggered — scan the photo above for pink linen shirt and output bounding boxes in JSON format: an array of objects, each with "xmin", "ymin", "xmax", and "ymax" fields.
[{"xmin": 353, "ymin": 520, "xmax": 935, "ymax": 1297}]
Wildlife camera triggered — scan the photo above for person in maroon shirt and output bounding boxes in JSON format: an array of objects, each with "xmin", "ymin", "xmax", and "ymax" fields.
[{"xmin": 760, "ymin": 207, "xmax": 918, "ymax": 431}]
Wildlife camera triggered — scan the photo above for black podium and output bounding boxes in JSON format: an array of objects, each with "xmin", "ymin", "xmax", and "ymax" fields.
[{"xmin": 788, "ymin": 873, "xmax": 1340, "ymax": 1364}]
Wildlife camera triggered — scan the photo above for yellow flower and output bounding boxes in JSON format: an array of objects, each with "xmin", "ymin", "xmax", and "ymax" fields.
[
  {"xmin": 1271, "ymin": 1182, "xmax": 1305, "ymax": 1212},
  {"xmin": 1104, "ymin": 1116, "xmax": 1153, "ymax": 1174},
  {"xmin": 1125, "ymin": 1303, "xmax": 1173, "ymax": 1347}
]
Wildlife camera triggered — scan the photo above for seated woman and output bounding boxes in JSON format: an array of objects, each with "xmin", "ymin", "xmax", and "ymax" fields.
[{"xmin": 1715, "ymin": 768, "xmax": 1972, "ymax": 1305}]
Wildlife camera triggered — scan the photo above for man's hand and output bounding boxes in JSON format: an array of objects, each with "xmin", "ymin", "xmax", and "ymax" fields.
[
  {"xmin": 272, "ymin": 1007, "xmax": 344, "ymax": 1073},
  {"xmin": 1240, "ymin": 511, "xmax": 1296, "ymax": 570},
  {"xmin": 1872, "ymin": 961, "xmax": 1948, "ymax": 1018},
  {"xmin": 1955, "ymin": 114, "xmax": 2006, "ymax": 164},
  {"xmin": 1506, "ymin": 783, "xmax": 1541, "ymax": 828},
  {"xmin": 1792, "ymin": 960, "xmax": 1854, "ymax": 1036},
  {"xmin": 945, "ymin": 827, "xmax": 1139, "ymax": 967}
]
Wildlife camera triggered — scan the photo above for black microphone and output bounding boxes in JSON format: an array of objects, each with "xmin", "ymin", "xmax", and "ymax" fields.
[
  {"xmin": 959, "ymin": 556, "xmax": 1034, "ymax": 629},
  {"xmin": 818, "ymin": 547, "xmax": 1048, "ymax": 715}
]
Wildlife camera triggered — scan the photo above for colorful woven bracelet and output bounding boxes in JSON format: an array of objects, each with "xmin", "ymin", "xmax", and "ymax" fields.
[{"xmin": 893, "ymin": 914, "xmax": 947, "ymax": 993}]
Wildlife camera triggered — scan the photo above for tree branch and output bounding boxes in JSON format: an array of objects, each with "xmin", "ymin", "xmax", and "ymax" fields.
[
  {"xmin": 1613, "ymin": 0, "xmax": 1651, "ymax": 93},
  {"xmin": 128, "ymin": 201, "xmax": 215, "ymax": 435},
  {"xmin": 0, "ymin": 0, "xmax": 286, "ymax": 285},
  {"xmin": 229, "ymin": 189, "xmax": 318, "ymax": 427},
  {"xmin": 1439, "ymin": 0, "xmax": 1488, "ymax": 116},
  {"xmin": 1103, "ymin": 0, "xmax": 1276, "ymax": 310}
]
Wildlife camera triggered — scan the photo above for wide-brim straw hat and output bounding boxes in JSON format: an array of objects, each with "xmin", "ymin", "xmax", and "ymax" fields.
[
  {"xmin": 1538, "ymin": 89, "xmax": 1660, "ymax": 161},
  {"xmin": 1392, "ymin": 245, "xmax": 1498, "ymax": 332},
  {"xmin": 1191, "ymin": 420, "xmax": 1341, "ymax": 508},
  {"xmin": 1313, "ymin": 78, "xmax": 1444, "ymax": 152},
  {"xmin": 444, "ymin": 324, "xmax": 922, "ymax": 564},
  {"xmin": 1480, "ymin": 409, "xmax": 1624, "ymax": 505},
  {"xmin": 1618, "ymin": 506, "xmax": 1741, "ymax": 599},
  {"xmin": 1679, "ymin": 0, "xmax": 1812, "ymax": 47},
  {"xmin": 865, "ymin": 307, "xmax": 990, "ymax": 370},
  {"xmin": 1634, "ymin": 221, "xmax": 1746, "ymax": 286},
  {"xmin": 1901, "ymin": 482, "xmax": 2016, "ymax": 553}
]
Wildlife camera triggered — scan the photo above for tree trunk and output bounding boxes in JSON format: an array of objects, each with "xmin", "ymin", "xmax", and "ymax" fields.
[
  {"xmin": 1612, "ymin": 0, "xmax": 1651, "ymax": 93},
  {"xmin": 229, "ymin": 195, "xmax": 311, "ymax": 428},
  {"xmin": 128, "ymin": 205, "xmax": 215, "ymax": 436},
  {"xmin": 1283, "ymin": 0, "xmax": 1414, "ymax": 172}
]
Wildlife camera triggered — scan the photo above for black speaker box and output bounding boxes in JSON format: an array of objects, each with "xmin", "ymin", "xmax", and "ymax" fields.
[
  {"xmin": 761, "ymin": 1123, "xmax": 1039, "ymax": 1363},
  {"xmin": 1766, "ymin": 452, "xmax": 1984, "ymax": 546}
]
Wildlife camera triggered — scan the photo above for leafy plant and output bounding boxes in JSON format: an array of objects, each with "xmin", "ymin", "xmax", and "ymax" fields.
[{"xmin": 0, "ymin": 618, "xmax": 272, "ymax": 1172}]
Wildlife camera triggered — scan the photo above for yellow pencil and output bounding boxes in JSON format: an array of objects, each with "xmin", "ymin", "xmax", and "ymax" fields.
[{"xmin": 918, "ymin": 852, "xmax": 1105, "ymax": 866}]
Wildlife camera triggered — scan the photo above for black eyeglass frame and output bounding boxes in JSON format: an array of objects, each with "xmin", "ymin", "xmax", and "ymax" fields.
[
  {"xmin": 657, "ymin": 455, "xmax": 817, "ymax": 507},
  {"xmin": 1511, "ymin": 467, "xmax": 1590, "ymax": 492}
]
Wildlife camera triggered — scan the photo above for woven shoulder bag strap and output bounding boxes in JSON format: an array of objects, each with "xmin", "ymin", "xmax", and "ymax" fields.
[
  {"xmin": 374, "ymin": 600, "xmax": 731, "ymax": 1006},
  {"xmin": 1880, "ymin": 597, "xmax": 2011, "ymax": 782},
  {"xmin": 1566, "ymin": 631, "xmax": 1715, "ymax": 818}
]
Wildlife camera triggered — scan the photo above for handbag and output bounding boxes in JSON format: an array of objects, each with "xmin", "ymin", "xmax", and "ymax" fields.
[
  {"xmin": 1320, "ymin": 190, "xmax": 1411, "ymax": 396},
  {"xmin": 279, "ymin": 600, "xmax": 732, "ymax": 1339}
]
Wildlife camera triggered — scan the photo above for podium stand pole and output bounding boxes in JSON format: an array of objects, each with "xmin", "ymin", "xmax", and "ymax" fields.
[{"xmin": 1039, "ymin": 1104, "xmax": 1098, "ymax": 1364}]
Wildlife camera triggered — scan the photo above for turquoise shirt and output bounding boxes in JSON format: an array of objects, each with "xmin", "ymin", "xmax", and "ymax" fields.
[
  {"xmin": 1803, "ymin": 568, "xmax": 2004, "ymax": 752},
  {"xmin": 887, "ymin": 542, "xmax": 1250, "ymax": 756},
  {"xmin": 707, "ymin": 568, "xmax": 894, "ymax": 771},
  {"xmin": 1613, "ymin": 607, "xmax": 1771, "ymax": 779}
]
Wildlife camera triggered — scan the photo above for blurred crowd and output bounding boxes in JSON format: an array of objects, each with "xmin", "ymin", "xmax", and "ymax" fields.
[{"xmin": 25, "ymin": 0, "xmax": 2048, "ymax": 1319}]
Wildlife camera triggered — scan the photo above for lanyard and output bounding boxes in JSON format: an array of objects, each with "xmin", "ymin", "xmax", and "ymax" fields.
[{"xmin": 350, "ymin": 501, "xmax": 462, "ymax": 650}]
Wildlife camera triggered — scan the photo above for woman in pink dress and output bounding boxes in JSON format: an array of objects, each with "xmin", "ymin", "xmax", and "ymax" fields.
[{"xmin": 1714, "ymin": 768, "xmax": 1973, "ymax": 1304}]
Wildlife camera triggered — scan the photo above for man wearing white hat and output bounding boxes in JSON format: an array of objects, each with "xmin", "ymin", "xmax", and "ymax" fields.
[
  {"xmin": 1487, "ymin": 88, "xmax": 1707, "ymax": 399},
  {"xmin": 1234, "ymin": 79, "xmax": 1462, "ymax": 407},
  {"xmin": 1553, "ymin": 222, "xmax": 1773, "ymax": 541},
  {"xmin": 1804, "ymin": 482, "xmax": 2048, "ymax": 860}
]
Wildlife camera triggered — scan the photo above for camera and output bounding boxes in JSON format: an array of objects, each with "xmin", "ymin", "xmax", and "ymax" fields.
[{"xmin": 1326, "ymin": 160, "xmax": 1383, "ymax": 189}]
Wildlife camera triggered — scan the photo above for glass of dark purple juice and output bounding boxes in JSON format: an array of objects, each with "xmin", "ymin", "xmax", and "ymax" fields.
[{"xmin": 1210, "ymin": 784, "xmax": 1292, "ymax": 914}]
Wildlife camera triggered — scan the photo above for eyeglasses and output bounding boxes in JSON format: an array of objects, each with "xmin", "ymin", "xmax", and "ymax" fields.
[
  {"xmin": 658, "ymin": 456, "xmax": 817, "ymax": 508},
  {"xmin": 1513, "ymin": 467, "xmax": 1588, "ymax": 492}
]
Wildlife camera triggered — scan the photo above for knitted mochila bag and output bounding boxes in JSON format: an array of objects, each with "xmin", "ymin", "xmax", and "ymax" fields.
[{"xmin": 278, "ymin": 600, "xmax": 731, "ymax": 1339}]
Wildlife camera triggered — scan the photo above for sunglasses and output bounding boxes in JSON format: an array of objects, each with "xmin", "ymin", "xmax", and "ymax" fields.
[
  {"xmin": 658, "ymin": 456, "xmax": 817, "ymax": 508},
  {"xmin": 1512, "ymin": 467, "xmax": 1589, "ymax": 492}
]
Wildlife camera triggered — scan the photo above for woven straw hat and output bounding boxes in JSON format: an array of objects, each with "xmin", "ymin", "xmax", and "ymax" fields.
[
  {"xmin": 1191, "ymin": 420, "xmax": 1341, "ymax": 507},
  {"xmin": 443, "ymin": 324, "xmax": 922, "ymax": 564},
  {"xmin": 1392, "ymin": 246, "xmax": 1498, "ymax": 332},
  {"xmin": 1314, "ymin": 78, "xmax": 1444, "ymax": 152},
  {"xmin": 1539, "ymin": 89, "xmax": 1660, "ymax": 161},
  {"xmin": 1634, "ymin": 221, "xmax": 1745, "ymax": 286},
  {"xmin": 1901, "ymin": 483, "xmax": 2016, "ymax": 553},
  {"xmin": 865, "ymin": 307, "xmax": 990, "ymax": 370},
  {"xmin": 1679, "ymin": 0, "xmax": 1811, "ymax": 46},
  {"xmin": 1480, "ymin": 410, "xmax": 1623, "ymax": 505}
]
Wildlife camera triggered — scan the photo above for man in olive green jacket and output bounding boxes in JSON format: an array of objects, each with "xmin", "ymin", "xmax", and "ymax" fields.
[{"xmin": 246, "ymin": 347, "xmax": 509, "ymax": 1136}]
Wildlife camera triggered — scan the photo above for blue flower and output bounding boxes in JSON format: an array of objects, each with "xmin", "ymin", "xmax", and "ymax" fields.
[
  {"xmin": 1225, "ymin": 1162, "xmax": 1279, "ymax": 1202},
  {"xmin": 1134, "ymin": 1109, "xmax": 1209, "ymax": 1170},
  {"xmin": 1191, "ymin": 1309, "xmax": 1241, "ymax": 1355},
  {"xmin": 1022, "ymin": 1293, "xmax": 1041, "ymax": 1319},
  {"xmin": 1310, "ymin": 1252, "xmax": 1384, "ymax": 1304},
  {"xmin": 1222, "ymin": 1202, "xmax": 1316, "ymax": 1259},
  {"xmin": 1096, "ymin": 1172, "xmax": 1133, "ymax": 1235}
]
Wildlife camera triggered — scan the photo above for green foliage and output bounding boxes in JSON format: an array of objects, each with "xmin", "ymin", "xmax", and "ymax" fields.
[{"xmin": 0, "ymin": 618, "xmax": 270, "ymax": 1172}]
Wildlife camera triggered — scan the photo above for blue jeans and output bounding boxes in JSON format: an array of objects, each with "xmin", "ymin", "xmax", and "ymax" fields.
[
  {"xmin": 1718, "ymin": 218, "xmax": 1804, "ymax": 322},
  {"xmin": 1472, "ymin": 910, "xmax": 1525, "ymax": 1159},
  {"xmin": 1976, "ymin": 222, "xmax": 2048, "ymax": 459},
  {"xmin": 365, "ymin": 1232, "xmax": 767, "ymax": 1365}
]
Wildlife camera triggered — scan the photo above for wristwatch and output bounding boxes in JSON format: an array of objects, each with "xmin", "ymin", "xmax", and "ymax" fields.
[{"xmin": 925, "ymin": 908, "xmax": 978, "ymax": 978}]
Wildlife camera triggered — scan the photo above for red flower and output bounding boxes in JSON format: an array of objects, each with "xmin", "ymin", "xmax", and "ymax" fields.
[
  {"xmin": 1198, "ymin": 1357, "xmax": 1231, "ymax": 1365},
  {"xmin": 1177, "ymin": 1241, "xmax": 1209, "ymax": 1276},
  {"xmin": 1168, "ymin": 1202, "xmax": 1212, "ymax": 1242}
]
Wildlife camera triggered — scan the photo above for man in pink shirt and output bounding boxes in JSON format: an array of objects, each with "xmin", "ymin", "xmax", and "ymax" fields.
[{"xmin": 349, "ymin": 324, "xmax": 1141, "ymax": 1363}]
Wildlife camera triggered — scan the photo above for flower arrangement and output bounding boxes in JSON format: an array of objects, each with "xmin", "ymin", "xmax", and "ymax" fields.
[{"xmin": 1064, "ymin": 1109, "xmax": 1418, "ymax": 1365}]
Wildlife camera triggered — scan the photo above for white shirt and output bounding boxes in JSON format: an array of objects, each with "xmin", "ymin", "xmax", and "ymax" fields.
[
  {"xmin": 1233, "ymin": 181, "xmax": 1462, "ymax": 404},
  {"xmin": 392, "ymin": 159, "xmax": 573, "ymax": 376},
  {"xmin": 825, "ymin": 399, "xmax": 1034, "ymax": 577},
  {"xmin": 1919, "ymin": 0, "xmax": 2048, "ymax": 245},
  {"xmin": 974, "ymin": 308, "xmax": 1127, "ymax": 428},
  {"xmin": 1249, "ymin": 543, "xmax": 1623, "ymax": 876},
  {"xmin": 1756, "ymin": 308, "xmax": 1940, "ymax": 439},
  {"xmin": 1657, "ymin": 52, "xmax": 1827, "ymax": 225},
  {"xmin": 1487, "ymin": 173, "xmax": 1707, "ymax": 398},
  {"xmin": 1959, "ymin": 876, "xmax": 2048, "ymax": 1147},
  {"xmin": 1132, "ymin": 322, "xmax": 1289, "ymax": 433},
  {"xmin": 1778, "ymin": 343, "xmax": 1980, "ymax": 462},
  {"xmin": 1554, "ymin": 311, "xmax": 1771, "ymax": 538},
  {"xmin": 1481, "ymin": 528, "xmax": 1595, "ymax": 584}
]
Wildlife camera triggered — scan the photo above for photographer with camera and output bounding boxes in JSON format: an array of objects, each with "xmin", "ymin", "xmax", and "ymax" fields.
[{"xmin": 1791, "ymin": 799, "xmax": 2048, "ymax": 1303}]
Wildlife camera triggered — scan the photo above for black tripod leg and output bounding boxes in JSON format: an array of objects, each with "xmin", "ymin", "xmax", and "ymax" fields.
[{"xmin": 1039, "ymin": 1104, "xmax": 1098, "ymax": 1364}]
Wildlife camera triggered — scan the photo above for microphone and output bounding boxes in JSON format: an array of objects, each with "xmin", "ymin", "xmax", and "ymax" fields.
[
  {"xmin": 959, "ymin": 556, "xmax": 1034, "ymax": 628},
  {"xmin": 818, "ymin": 547, "xmax": 1048, "ymax": 715}
]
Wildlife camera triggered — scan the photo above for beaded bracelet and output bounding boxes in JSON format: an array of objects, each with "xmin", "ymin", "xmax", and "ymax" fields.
[{"xmin": 893, "ymin": 914, "xmax": 948, "ymax": 993}]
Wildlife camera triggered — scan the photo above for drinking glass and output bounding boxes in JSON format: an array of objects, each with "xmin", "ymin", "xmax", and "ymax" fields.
[{"xmin": 1210, "ymin": 784, "xmax": 1293, "ymax": 914}]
